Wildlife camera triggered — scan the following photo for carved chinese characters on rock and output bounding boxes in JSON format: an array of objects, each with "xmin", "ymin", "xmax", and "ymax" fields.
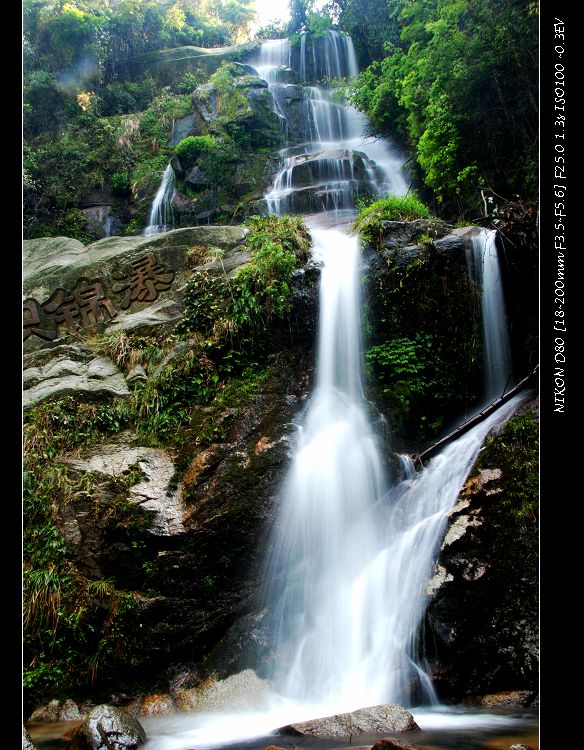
[
  {"xmin": 23, "ymin": 299, "xmax": 56, "ymax": 342},
  {"xmin": 111, "ymin": 254, "xmax": 175, "ymax": 310},
  {"xmin": 43, "ymin": 280, "xmax": 118, "ymax": 332},
  {"xmin": 23, "ymin": 253, "xmax": 176, "ymax": 343}
]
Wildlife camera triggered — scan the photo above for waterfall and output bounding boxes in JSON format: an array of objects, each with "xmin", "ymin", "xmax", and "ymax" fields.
[
  {"xmin": 254, "ymin": 31, "xmax": 521, "ymax": 713},
  {"xmin": 467, "ymin": 228, "xmax": 513, "ymax": 401},
  {"xmin": 140, "ymin": 32, "xmax": 527, "ymax": 749},
  {"xmin": 144, "ymin": 164, "xmax": 175, "ymax": 236},
  {"xmin": 249, "ymin": 30, "xmax": 408, "ymax": 222},
  {"xmin": 261, "ymin": 385, "xmax": 523, "ymax": 711}
]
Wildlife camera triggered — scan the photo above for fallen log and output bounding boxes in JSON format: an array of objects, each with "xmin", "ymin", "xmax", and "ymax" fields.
[{"xmin": 413, "ymin": 365, "xmax": 538, "ymax": 468}]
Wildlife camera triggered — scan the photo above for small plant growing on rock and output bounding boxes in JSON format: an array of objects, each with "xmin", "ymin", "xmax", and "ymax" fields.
[{"xmin": 354, "ymin": 193, "xmax": 432, "ymax": 247}]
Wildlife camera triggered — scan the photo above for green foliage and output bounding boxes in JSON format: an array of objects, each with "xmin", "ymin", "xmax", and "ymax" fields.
[
  {"xmin": 231, "ymin": 239, "xmax": 297, "ymax": 332},
  {"xmin": 176, "ymin": 270, "xmax": 231, "ymax": 340},
  {"xmin": 354, "ymin": 193, "xmax": 431, "ymax": 246},
  {"xmin": 139, "ymin": 91, "xmax": 192, "ymax": 147},
  {"xmin": 176, "ymin": 71, "xmax": 206, "ymax": 94},
  {"xmin": 231, "ymin": 216, "xmax": 305, "ymax": 333},
  {"xmin": 23, "ymin": 70, "xmax": 77, "ymax": 136},
  {"xmin": 365, "ymin": 332, "xmax": 457, "ymax": 433},
  {"xmin": 245, "ymin": 215, "xmax": 311, "ymax": 258},
  {"xmin": 357, "ymin": 193, "xmax": 430, "ymax": 222},
  {"xmin": 346, "ymin": 0, "xmax": 538, "ymax": 212},
  {"xmin": 23, "ymin": 398, "xmax": 140, "ymax": 708},
  {"xmin": 305, "ymin": 10, "xmax": 333, "ymax": 37},
  {"xmin": 34, "ymin": 207, "xmax": 95, "ymax": 244},
  {"xmin": 99, "ymin": 77, "xmax": 158, "ymax": 117},
  {"xmin": 175, "ymin": 135, "xmax": 220, "ymax": 164},
  {"xmin": 136, "ymin": 350, "xmax": 219, "ymax": 442},
  {"xmin": 178, "ymin": 216, "xmax": 307, "ymax": 351},
  {"xmin": 110, "ymin": 171, "xmax": 131, "ymax": 195},
  {"xmin": 288, "ymin": 0, "xmax": 309, "ymax": 33},
  {"xmin": 255, "ymin": 19, "xmax": 288, "ymax": 40},
  {"xmin": 330, "ymin": 0, "xmax": 402, "ymax": 64}
]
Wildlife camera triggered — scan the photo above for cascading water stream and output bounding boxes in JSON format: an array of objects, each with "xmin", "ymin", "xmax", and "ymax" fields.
[
  {"xmin": 144, "ymin": 163, "xmax": 175, "ymax": 236},
  {"xmin": 249, "ymin": 32, "xmax": 408, "ymax": 221},
  {"xmin": 466, "ymin": 228, "xmax": 513, "ymax": 402},
  {"xmin": 257, "ymin": 232, "xmax": 524, "ymax": 712}
]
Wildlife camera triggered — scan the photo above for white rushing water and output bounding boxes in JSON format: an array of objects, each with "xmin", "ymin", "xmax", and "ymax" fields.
[
  {"xmin": 249, "ymin": 31, "xmax": 408, "ymax": 218},
  {"xmin": 141, "ymin": 391, "xmax": 525, "ymax": 750},
  {"xmin": 467, "ymin": 228, "xmax": 513, "ymax": 402},
  {"xmin": 140, "ymin": 32, "xmax": 524, "ymax": 750},
  {"xmin": 144, "ymin": 163, "xmax": 175, "ymax": 236}
]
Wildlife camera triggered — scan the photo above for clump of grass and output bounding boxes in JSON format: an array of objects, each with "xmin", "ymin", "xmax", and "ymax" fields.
[{"xmin": 354, "ymin": 193, "xmax": 432, "ymax": 247}]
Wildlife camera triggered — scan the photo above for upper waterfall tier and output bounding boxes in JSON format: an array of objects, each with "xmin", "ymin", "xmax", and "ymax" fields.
[
  {"xmin": 250, "ymin": 32, "xmax": 358, "ymax": 86},
  {"xmin": 248, "ymin": 31, "xmax": 408, "ymax": 219}
]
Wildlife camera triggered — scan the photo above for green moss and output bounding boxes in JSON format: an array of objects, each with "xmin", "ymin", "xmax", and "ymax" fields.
[
  {"xmin": 354, "ymin": 193, "xmax": 432, "ymax": 247},
  {"xmin": 207, "ymin": 62, "xmax": 250, "ymax": 121},
  {"xmin": 475, "ymin": 411, "xmax": 538, "ymax": 534}
]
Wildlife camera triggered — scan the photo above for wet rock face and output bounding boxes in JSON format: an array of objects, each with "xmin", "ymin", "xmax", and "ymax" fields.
[
  {"xmin": 122, "ymin": 346, "xmax": 315, "ymax": 678},
  {"xmin": 362, "ymin": 223, "xmax": 483, "ymax": 451},
  {"xmin": 423, "ymin": 403, "xmax": 539, "ymax": 700},
  {"xmin": 29, "ymin": 698, "xmax": 83, "ymax": 722},
  {"xmin": 66, "ymin": 704, "xmax": 146, "ymax": 749}
]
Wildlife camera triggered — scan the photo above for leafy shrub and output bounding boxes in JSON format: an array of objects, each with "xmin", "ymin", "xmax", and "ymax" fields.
[
  {"xmin": 110, "ymin": 171, "xmax": 131, "ymax": 195},
  {"xmin": 365, "ymin": 332, "xmax": 463, "ymax": 442},
  {"xmin": 176, "ymin": 216, "xmax": 308, "ymax": 366},
  {"xmin": 175, "ymin": 135, "xmax": 220, "ymax": 164},
  {"xmin": 176, "ymin": 71, "xmax": 206, "ymax": 94}
]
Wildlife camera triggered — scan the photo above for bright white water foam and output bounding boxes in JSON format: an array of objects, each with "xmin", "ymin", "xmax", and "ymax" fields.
[{"xmin": 144, "ymin": 163, "xmax": 175, "ymax": 236}]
